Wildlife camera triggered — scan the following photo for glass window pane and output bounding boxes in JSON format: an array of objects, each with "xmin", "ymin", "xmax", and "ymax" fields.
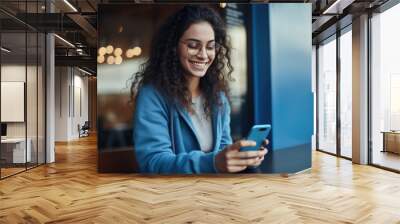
[
  {"xmin": 371, "ymin": 4, "xmax": 400, "ymax": 171},
  {"xmin": 340, "ymin": 29, "xmax": 352, "ymax": 158},
  {"xmin": 27, "ymin": 31, "xmax": 38, "ymax": 169},
  {"xmin": 0, "ymin": 1, "xmax": 46, "ymax": 179},
  {"xmin": 38, "ymin": 32, "xmax": 45, "ymax": 165},
  {"xmin": 26, "ymin": 0, "xmax": 40, "ymax": 169},
  {"xmin": 1, "ymin": 31, "xmax": 27, "ymax": 177},
  {"xmin": 318, "ymin": 36, "xmax": 337, "ymax": 154}
]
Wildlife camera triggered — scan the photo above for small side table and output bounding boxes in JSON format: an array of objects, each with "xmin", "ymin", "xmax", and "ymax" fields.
[{"xmin": 381, "ymin": 131, "xmax": 400, "ymax": 154}]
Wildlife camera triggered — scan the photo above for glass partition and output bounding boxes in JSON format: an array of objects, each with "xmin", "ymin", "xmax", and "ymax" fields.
[
  {"xmin": 339, "ymin": 28, "xmax": 352, "ymax": 158},
  {"xmin": 38, "ymin": 32, "xmax": 45, "ymax": 165},
  {"xmin": 317, "ymin": 35, "xmax": 337, "ymax": 155},
  {"xmin": 27, "ymin": 31, "xmax": 38, "ymax": 169},
  {"xmin": 371, "ymin": 4, "xmax": 400, "ymax": 171},
  {"xmin": 0, "ymin": 1, "xmax": 46, "ymax": 179},
  {"xmin": 1, "ymin": 30, "xmax": 28, "ymax": 177}
]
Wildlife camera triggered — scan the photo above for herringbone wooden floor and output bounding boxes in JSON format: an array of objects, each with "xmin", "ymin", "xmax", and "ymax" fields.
[{"xmin": 1, "ymin": 135, "xmax": 400, "ymax": 224}]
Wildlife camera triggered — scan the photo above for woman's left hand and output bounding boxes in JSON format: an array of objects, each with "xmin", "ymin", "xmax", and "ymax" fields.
[{"xmin": 249, "ymin": 139, "xmax": 269, "ymax": 168}]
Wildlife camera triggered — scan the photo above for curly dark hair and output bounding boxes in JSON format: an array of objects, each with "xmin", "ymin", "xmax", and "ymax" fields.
[{"xmin": 130, "ymin": 5, "xmax": 233, "ymax": 117}]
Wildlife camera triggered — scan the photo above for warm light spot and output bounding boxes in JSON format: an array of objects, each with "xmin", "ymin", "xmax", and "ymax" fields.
[
  {"xmin": 106, "ymin": 45, "xmax": 114, "ymax": 54},
  {"xmin": 98, "ymin": 47, "xmax": 106, "ymax": 56},
  {"xmin": 115, "ymin": 56, "xmax": 123, "ymax": 65},
  {"xmin": 107, "ymin": 55, "xmax": 115, "ymax": 64},
  {"xmin": 97, "ymin": 55, "xmax": 105, "ymax": 64},
  {"xmin": 126, "ymin": 49, "xmax": 134, "ymax": 58},
  {"xmin": 114, "ymin": 48, "xmax": 123, "ymax": 56},
  {"xmin": 132, "ymin": 46, "xmax": 142, "ymax": 56}
]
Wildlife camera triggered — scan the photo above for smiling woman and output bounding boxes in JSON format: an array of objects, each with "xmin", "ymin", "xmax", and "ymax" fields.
[
  {"xmin": 178, "ymin": 22, "xmax": 218, "ymax": 79},
  {"xmin": 131, "ymin": 5, "xmax": 268, "ymax": 174}
]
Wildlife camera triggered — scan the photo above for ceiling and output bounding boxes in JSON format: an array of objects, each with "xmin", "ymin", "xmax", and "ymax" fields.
[
  {"xmin": 0, "ymin": 0, "xmax": 394, "ymax": 74},
  {"xmin": 310, "ymin": 0, "xmax": 390, "ymax": 43}
]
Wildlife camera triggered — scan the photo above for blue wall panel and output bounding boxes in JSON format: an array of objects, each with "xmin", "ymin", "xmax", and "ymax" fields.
[
  {"xmin": 251, "ymin": 4, "xmax": 313, "ymax": 173},
  {"xmin": 251, "ymin": 4, "xmax": 270, "ymax": 126}
]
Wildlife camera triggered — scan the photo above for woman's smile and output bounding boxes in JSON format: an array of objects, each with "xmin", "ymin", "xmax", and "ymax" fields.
[{"xmin": 189, "ymin": 59, "xmax": 210, "ymax": 70}]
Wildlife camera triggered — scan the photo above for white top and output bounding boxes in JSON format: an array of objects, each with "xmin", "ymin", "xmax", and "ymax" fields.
[{"xmin": 189, "ymin": 95, "xmax": 213, "ymax": 153}]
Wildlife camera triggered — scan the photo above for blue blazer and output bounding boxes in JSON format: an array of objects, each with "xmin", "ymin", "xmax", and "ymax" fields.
[{"xmin": 133, "ymin": 85, "xmax": 232, "ymax": 174}]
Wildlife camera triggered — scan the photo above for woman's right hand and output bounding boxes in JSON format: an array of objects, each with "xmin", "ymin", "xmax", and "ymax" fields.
[{"xmin": 215, "ymin": 140, "xmax": 268, "ymax": 173}]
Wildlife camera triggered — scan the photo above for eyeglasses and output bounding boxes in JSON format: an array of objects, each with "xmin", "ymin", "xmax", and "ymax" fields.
[{"xmin": 180, "ymin": 40, "xmax": 220, "ymax": 57}]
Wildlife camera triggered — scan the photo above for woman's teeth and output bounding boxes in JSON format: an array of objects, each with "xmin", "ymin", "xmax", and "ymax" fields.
[{"xmin": 190, "ymin": 60, "xmax": 207, "ymax": 69}]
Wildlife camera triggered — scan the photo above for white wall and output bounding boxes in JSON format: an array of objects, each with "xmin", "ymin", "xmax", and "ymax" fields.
[
  {"xmin": 71, "ymin": 72, "xmax": 89, "ymax": 138},
  {"xmin": 55, "ymin": 66, "xmax": 69, "ymax": 141},
  {"xmin": 55, "ymin": 67, "xmax": 89, "ymax": 141},
  {"xmin": 1, "ymin": 65, "xmax": 36, "ymax": 137}
]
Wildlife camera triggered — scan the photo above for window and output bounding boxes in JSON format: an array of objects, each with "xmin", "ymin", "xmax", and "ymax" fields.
[
  {"xmin": 317, "ymin": 36, "xmax": 337, "ymax": 154},
  {"xmin": 0, "ymin": 1, "xmax": 46, "ymax": 179},
  {"xmin": 371, "ymin": 3, "xmax": 400, "ymax": 171},
  {"xmin": 339, "ymin": 28, "xmax": 352, "ymax": 158}
]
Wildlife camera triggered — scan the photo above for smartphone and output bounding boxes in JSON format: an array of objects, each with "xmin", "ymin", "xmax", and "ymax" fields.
[{"xmin": 240, "ymin": 124, "xmax": 271, "ymax": 152}]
